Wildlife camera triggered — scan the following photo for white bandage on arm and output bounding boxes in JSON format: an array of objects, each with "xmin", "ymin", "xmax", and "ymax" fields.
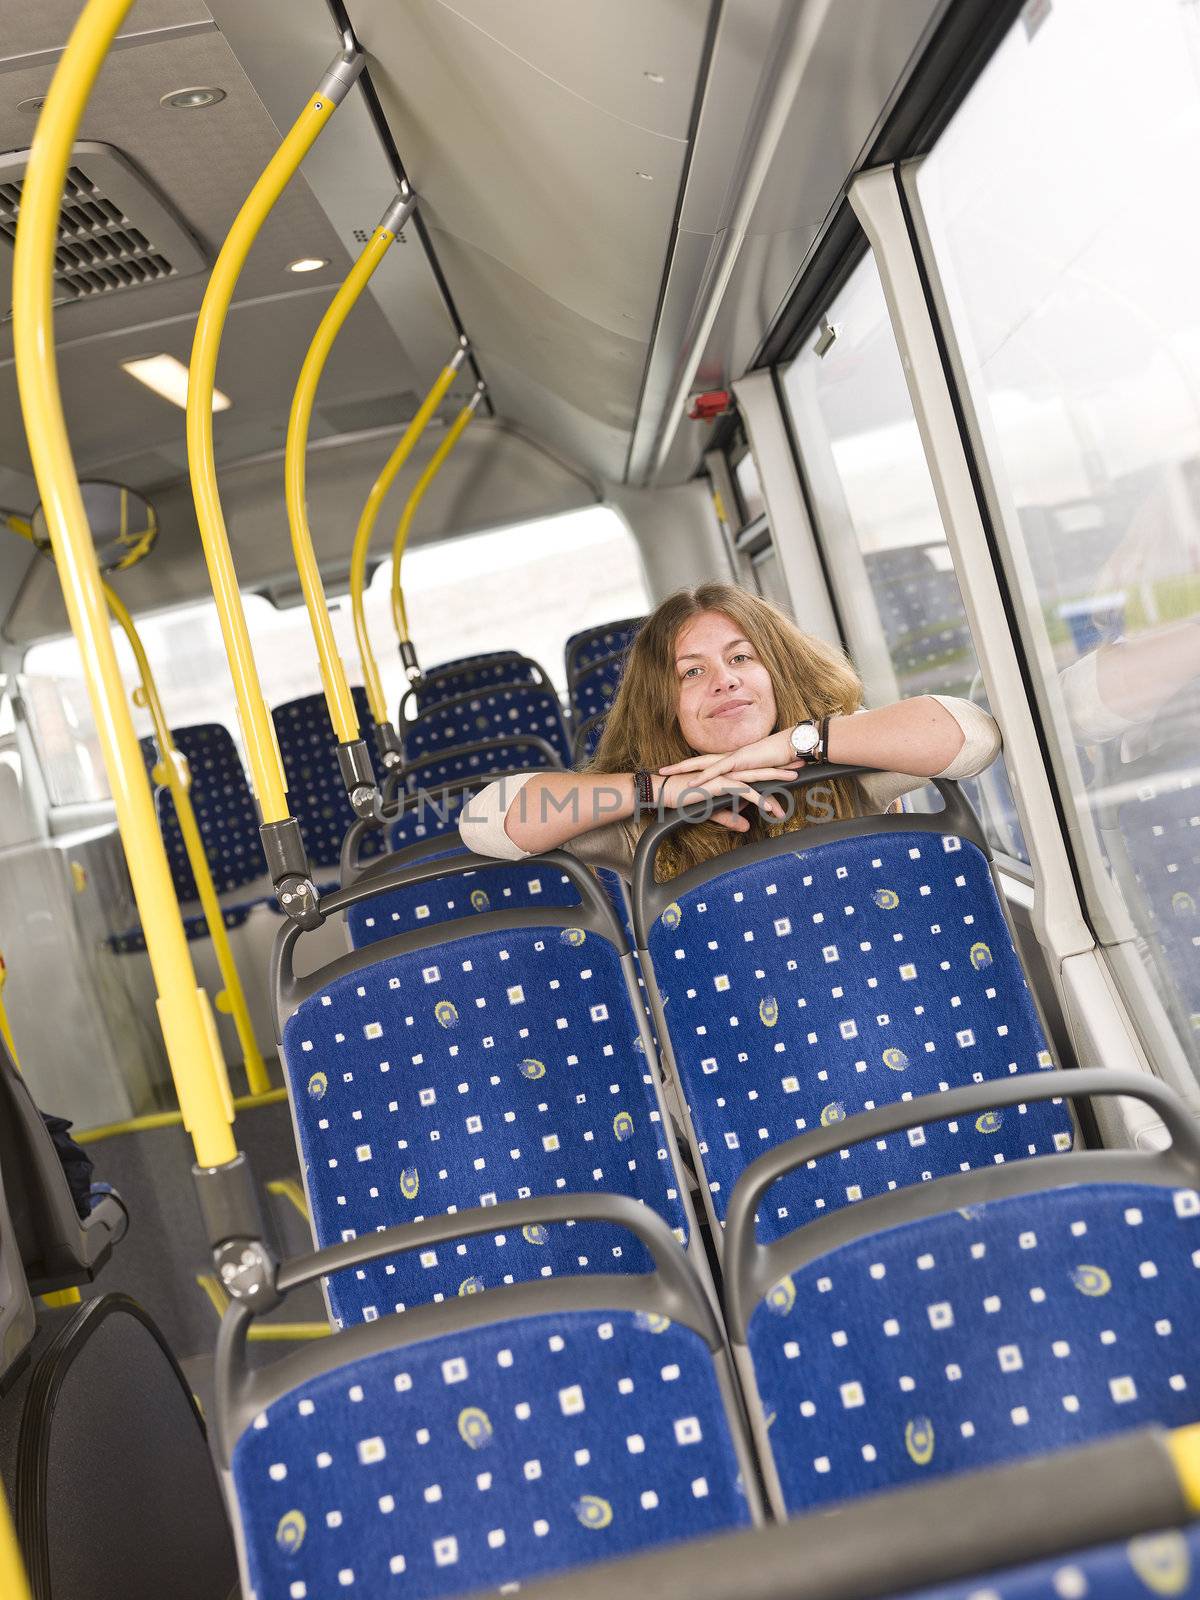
[
  {"xmin": 1059, "ymin": 649, "xmax": 1139, "ymax": 743},
  {"xmin": 458, "ymin": 773, "xmax": 538, "ymax": 860}
]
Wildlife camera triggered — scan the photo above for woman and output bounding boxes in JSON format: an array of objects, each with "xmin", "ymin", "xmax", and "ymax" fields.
[{"xmin": 460, "ymin": 584, "xmax": 1001, "ymax": 880}]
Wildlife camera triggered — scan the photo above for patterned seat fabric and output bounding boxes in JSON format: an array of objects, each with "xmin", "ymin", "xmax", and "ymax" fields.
[
  {"xmin": 272, "ymin": 689, "xmax": 385, "ymax": 870},
  {"xmin": 347, "ymin": 848, "xmax": 581, "ymax": 950},
  {"xmin": 282, "ymin": 925, "xmax": 686, "ymax": 1325},
  {"xmin": 108, "ymin": 899, "xmax": 264, "ymax": 954},
  {"xmin": 570, "ymin": 656, "xmax": 625, "ymax": 729},
  {"xmin": 1115, "ymin": 773, "xmax": 1200, "ymax": 1032},
  {"xmin": 406, "ymin": 740, "xmax": 561, "ymax": 792},
  {"xmin": 232, "ymin": 1308, "xmax": 750, "ymax": 1600},
  {"xmin": 139, "ymin": 724, "xmax": 264, "ymax": 899},
  {"xmin": 404, "ymin": 688, "xmax": 572, "ymax": 768},
  {"xmin": 575, "ymin": 716, "xmax": 607, "ymax": 765},
  {"xmin": 385, "ymin": 790, "xmax": 473, "ymax": 857},
  {"xmin": 645, "ymin": 830, "xmax": 1072, "ymax": 1237},
  {"xmin": 748, "ymin": 1181, "xmax": 1200, "ymax": 1514},
  {"xmin": 413, "ymin": 654, "xmax": 544, "ymax": 715},
  {"xmin": 898, "ymin": 1522, "xmax": 1200, "ymax": 1599},
  {"xmin": 566, "ymin": 618, "xmax": 645, "ymax": 680}
]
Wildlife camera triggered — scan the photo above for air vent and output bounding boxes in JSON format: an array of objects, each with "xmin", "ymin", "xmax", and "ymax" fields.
[
  {"xmin": 352, "ymin": 223, "xmax": 407, "ymax": 246},
  {"xmin": 0, "ymin": 141, "xmax": 206, "ymax": 318}
]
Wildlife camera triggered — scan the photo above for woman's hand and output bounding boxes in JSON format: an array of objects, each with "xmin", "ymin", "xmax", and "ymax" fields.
[
  {"xmin": 657, "ymin": 767, "xmax": 797, "ymax": 832},
  {"xmin": 658, "ymin": 729, "xmax": 800, "ymax": 783}
]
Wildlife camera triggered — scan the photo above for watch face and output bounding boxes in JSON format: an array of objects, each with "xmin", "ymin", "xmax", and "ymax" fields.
[{"xmin": 791, "ymin": 723, "xmax": 819, "ymax": 755}]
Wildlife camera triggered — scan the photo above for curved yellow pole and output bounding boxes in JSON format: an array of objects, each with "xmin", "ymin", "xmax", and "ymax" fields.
[
  {"xmin": 390, "ymin": 389, "xmax": 484, "ymax": 656},
  {"xmin": 187, "ymin": 47, "xmax": 363, "ymax": 823},
  {"xmin": 286, "ymin": 193, "xmax": 414, "ymax": 745},
  {"xmin": 0, "ymin": 954, "xmax": 20, "ymax": 1068},
  {"xmin": 350, "ymin": 346, "xmax": 465, "ymax": 726},
  {"xmin": 12, "ymin": 0, "xmax": 234, "ymax": 1168},
  {"xmin": 103, "ymin": 582, "xmax": 270, "ymax": 1096}
]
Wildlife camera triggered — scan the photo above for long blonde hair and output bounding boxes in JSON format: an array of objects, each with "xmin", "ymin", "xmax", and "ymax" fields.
[{"xmin": 588, "ymin": 584, "xmax": 865, "ymax": 880}]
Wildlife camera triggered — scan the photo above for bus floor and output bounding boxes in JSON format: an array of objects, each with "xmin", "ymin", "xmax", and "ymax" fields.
[{"xmin": 72, "ymin": 1095, "xmax": 326, "ymax": 1420}]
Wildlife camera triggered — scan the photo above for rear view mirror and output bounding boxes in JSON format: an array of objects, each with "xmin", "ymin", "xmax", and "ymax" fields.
[{"xmin": 32, "ymin": 480, "xmax": 158, "ymax": 573}]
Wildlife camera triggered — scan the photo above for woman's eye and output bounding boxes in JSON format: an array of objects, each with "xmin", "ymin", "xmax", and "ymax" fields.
[{"xmin": 730, "ymin": 653, "xmax": 751, "ymax": 665}]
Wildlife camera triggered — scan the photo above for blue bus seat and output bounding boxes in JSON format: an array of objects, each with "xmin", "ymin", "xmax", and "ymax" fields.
[
  {"xmin": 220, "ymin": 1197, "xmax": 754, "ymax": 1600},
  {"xmin": 273, "ymin": 852, "xmax": 697, "ymax": 1327},
  {"xmin": 566, "ymin": 618, "xmax": 645, "ymax": 685},
  {"xmin": 272, "ymin": 688, "xmax": 386, "ymax": 870},
  {"xmin": 403, "ymin": 686, "xmax": 572, "ymax": 769},
  {"xmin": 633, "ymin": 779, "xmax": 1073, "ymax": 1244},
  {"xmin": 724, "ymin": 1071, "xmax": 1200, "ymax": 1518}
]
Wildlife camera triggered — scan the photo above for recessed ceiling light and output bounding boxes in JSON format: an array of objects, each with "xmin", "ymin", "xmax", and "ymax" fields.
[
  {"xmin": 121, "ymin": 353, "xmax": 230, "ymax": 413},
  {"xmin": 287, "ymin": 257, "xmax": 329, "ymax": 273},
  {"xmin": 160, "ymin": 86, "xmax": 226, "ymax": 110},
  {"xmin": 17, "ymin": 96, "xmax": 46, "ymax": 114},
  {"xmin": 643, "ymin": 71, "xmax": 665, "ymax": 84},
  {"xmin": 636, "ymin": 171, "xmax": 654, "ymax": 181}
]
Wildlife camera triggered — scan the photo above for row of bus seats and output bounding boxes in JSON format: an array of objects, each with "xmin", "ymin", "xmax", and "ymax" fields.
[
  {"xmin": 0, "ymin": 1038, "xmax": 241, "ymax": 1599},
  {"xmin": 210, "ymin": 747, "xmax": 1200, "ymax": 1596}
]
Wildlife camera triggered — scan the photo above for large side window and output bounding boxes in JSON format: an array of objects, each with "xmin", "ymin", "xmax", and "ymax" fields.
[
  {"xmin": 21, "ymin": 506, "xmax": 648, "ymax": 807},
  {"xmin": 779, "ymin": 252, "xmax": 1025, "ymax": 858},
  {"xmin": 915, "ymin": 0, "xmax": 1200, "ymax": 1073}
]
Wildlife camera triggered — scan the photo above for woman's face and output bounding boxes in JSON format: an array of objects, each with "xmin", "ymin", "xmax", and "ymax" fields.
[{"xmin": 673, "ymin": 610, "xmax": 777, "ymax": 755}]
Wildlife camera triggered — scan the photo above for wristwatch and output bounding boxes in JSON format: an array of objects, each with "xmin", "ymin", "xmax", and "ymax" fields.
[{"xmin": 789, "ymin": 720, "xmax": 822, "ymax": 762}]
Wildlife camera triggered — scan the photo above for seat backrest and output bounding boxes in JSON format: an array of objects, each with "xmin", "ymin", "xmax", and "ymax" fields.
[
  {"xmin": 272, "ymin": 687, "xmax": 385, "ymax": 869},
  {"xmin": 569, "ymin": 653, "xmax": 625, "ymax": 729},
  {"xmin": 407, "ymin": 651, "xmax": 549, "ymax": 718},
  {"xmin": 898, "ymin": 1524, "xmax": 1200, "ymax": 1600},
  {"xmin": 566, "ymin": 617, "xmax": 645, "ymax": 684},
  {"xmin": 634, "ymin": 785, "xmax": 1072, "ymax": 1241},
  {"xmin": 140, "ymin": 723, "xmax": 263, "ymax": 899},
  {"xmin": 0, "ymin": 1159, "xmax": 35, "ymax": 1387},
  {"xmin": 573, "ymin": 714, "xmax": 607, "ymax": 766},
  {"xmin": 403, "ymin": 686, "xmax": 572, "ymax": 768},
  {"xmin": 402, "ymin": 736, "xmax": 564, "ymax": 793},
  {"xmin": 275, "ymin": 853, "xmax": 692, "ymax": 1326},
  {"xmin": 724, "ymin": 1071, "xmax": 1200, "ymax": 1518},
  {"xmin": 221, "ymin": 1196, "xmax": 754, "ymax": 1600},
  {"xmin": 0, "ymin": 1037, "xmax": 125, "ymax": 1293},
  {"xmin": 348, "ymin": 842, "xmax": 582, "ymax": 950}
]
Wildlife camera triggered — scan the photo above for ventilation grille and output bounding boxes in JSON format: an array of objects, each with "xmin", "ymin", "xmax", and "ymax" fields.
[{"xmin": 0, "ymin": 141, "xmax": 206, "ymax": 315}]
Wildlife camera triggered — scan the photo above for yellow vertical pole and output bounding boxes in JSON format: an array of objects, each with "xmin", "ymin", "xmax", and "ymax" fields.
[
  {"xmin": 187, "ymin": 47, "xmax": 363, "ymax": 824},
  {"xmin": 0, "ymin": 1484, "xmax": 33, "ymax": 1600},
  {"xmin": 390, "ymin": 390, "xmax": 483, "ymax": 654},
  {"xmin": 349, "ymin": 348, "xmax": 465, "ymax": 727},
  {"xmin": 12, "ymin": 0, "xmax": 234, "ymax": 1169},
  {"xmin": 102, "ymin": 583, "xmax": 271, "ymax": 1096},
  {"xmin": 0, "ymin": 954, "xmax": 20, "ymax": 1068},
  {"xmin": 285, "ymin": 193, "xmax": 414, "ymax": 745}
]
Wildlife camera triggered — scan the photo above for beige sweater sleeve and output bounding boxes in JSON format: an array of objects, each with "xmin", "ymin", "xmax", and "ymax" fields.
[{"xmin": 458, "ymin": 694, "xmax": 1003, "ymax": 864}]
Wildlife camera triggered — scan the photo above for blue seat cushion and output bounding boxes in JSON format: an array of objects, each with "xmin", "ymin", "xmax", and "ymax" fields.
[
  {"xmin": 566, "ymin": 620, "xmax": 644, "ymax": 676},
  {"xmin": 414, "ymin": 655, "xmax": 541, "ymax": 713},
  {"xmin": 347, "ymin": 851, "xmax": 581, "ymax": 950},
  {"xmin": 898, "ymin": 1523, "xmax": 1200, "ymax": 1599},
  {"xmin": 570, "ymin": 659, "xmax": 624, "ymax": 727},
  {"xmin": 140, "ymin": 723, "xmax": 264, "ymax": 898},
  {"xmin": 232, "ymin": 1308, "xmax": 750, "ymax": 1600},
  {"xmin": 748, "ymin": 1181, "xmax": 1200, "ymax": 1514},
  {"xmin": 282, "ymin": 926, "xmax": 686, "ymax": 1325},
  {"xmin": 108, "ymin": 896, "xmax": 267, "ymax": 954},
  {"xmin": 1117, "ymin": 776, "xmax": 1200, "ymax": 1027},
  {"xmin": 404, "ymin": 688, "xmax": 571, "ymax": 768},
  {"xmin": 407, "ymin": 739, "xmax": 561, "ymax": 791},
  {"xmin": 646, "ymin": 830, "xmax": 1072, "ymax": 1237}
]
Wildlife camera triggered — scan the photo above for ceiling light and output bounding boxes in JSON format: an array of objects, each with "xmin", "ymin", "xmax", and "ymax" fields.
[
  {"xmin": 160, "ymin": 86, "xmax": 226, "ymax": 110},
  {"xmin": 121, "ymin": 354, "xmax": 230, "ymax": 413},
  {"xmin": 17, "ymin": 97, "xmax": 46, "ymax": 114},
  {"xmin": 287, "ymin": 257, "xmax": 329, "ymax": 273},
  {"xmin": 643, "ymin": 71, "xmax": 665, "ymax": 84}
]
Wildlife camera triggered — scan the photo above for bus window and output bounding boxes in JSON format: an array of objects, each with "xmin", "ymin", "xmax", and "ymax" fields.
[
  {"xmin": 21, "ymin": 505, "xmax": 648, "ymax": 807},
  {"xmin": 779, "ymin": 251, "xmax": 1026, "ymax": 859},
  {"xmin": 916, "ymin": 0, "xmax": 1200, "ymax": 1075}
]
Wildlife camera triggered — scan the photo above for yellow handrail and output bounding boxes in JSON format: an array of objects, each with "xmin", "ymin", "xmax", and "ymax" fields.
[
  {"xmin": 0, "ymin": 1484, "xmax": 32, "ymax": 1600},
  {"xmin": 285, "ymin": 192, "xmax": 414, "ymax": 745},
  {"xmin": 103, "ymin": 582, "xmax": 271, "ymax": 1096},
  {"xmin": 187, "ymin": 46, "xmax": 363, "ymax": 824},
  {"xmin": 350, "ymin": 347, "xmax": 465, "ymax": 727},
  {"xmin": 12, "ymin": 0, "xmax": 234, "ymax": 1169},
  {"xmin": 390, "ymin": 389, "xmax": 484, "ymax": 659},
  {"xmin": 0, "ymin": 954, "xmax": 20, "ymax": 1069}
]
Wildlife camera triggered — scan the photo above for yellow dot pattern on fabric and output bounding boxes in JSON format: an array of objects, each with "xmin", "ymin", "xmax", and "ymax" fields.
[
  {"xmin": 765, "ymin": 1277, "xmax": 796, "ymax": 1316},
  {"xmin": 435, "ymin": 1000, "xmax": 459, "ymax": 1029},
  {"xmin": 457, "ymin": 1407, "xmax": 494, "ymax": 1449},
  {"xmin": 882, "ymin": 1048, "xmax": 909, "ymax": 1072},
  {"xmin": 613, "ymin": 1111, "xmax": 635, "ymax": 1141},
  {"xmin": 1071, "ymin": 1264, "xmax": 1112, "ymax": 1297},
  {"xmin": 661, "ymin": 902, "xmax": 682, "ymax": 929},
  {"xmin": 470, "ymin": 888, "xmax": 490, "ymax": 912},
  {"xmin": 821, "ymin": 1102, "xmax": 847, "ymax": 1126},
  {"xmin": 759, "ymin": 996, "xmax": 779, "ymax": 1027},
  {"xmin": 874, "ymin": 888, "xmax": 900, "ymax": 910},
  {"xmin": 518, "ymin": 1058, "xmax": 546, "ymax": 1080},
  {"xmin": 458, "ymin": 1275, "xmax": 485, "ymax": 1296},
  {"xmin": 1127, "ymin": 1530, "xmax": 1191, "ymax": 1595},
  {"xmin": 905, "ymin": 1416, "xmax": 935, "ymax": 1466},
  {"xmin": 574, "ymin": 1494, "xmax": 614, "ymax": 1530},
  {"xmin": 399, "ymin": 1167, "xmax": 420, "ymax": 1200},
  {"xmin": 970, "ymin": 941, "xmax": 994, "ymax": 969},
  {"xmin": 975, "ymin": 1111, "xmax": 1004, "ymax": 1134},
  {"xmin": 275, "ymin": 1509, "xmax": 306, "ymax": 1554}
]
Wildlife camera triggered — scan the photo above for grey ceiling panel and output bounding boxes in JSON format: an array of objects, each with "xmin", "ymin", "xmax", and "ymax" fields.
[
  {"xmin": 355, "ymin": 0, "xmax": 688, "ymax": 336},
  {"xmin": 0, "ymin": 0, "xmax": 212, "ymax": 63},
  {"xmin": 399, "ymin": 0, "xmax": 709, "ymax": 141},
  {"xmin": 426, "ymin": 227, "xmax": 646, "ymax": 428}
]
